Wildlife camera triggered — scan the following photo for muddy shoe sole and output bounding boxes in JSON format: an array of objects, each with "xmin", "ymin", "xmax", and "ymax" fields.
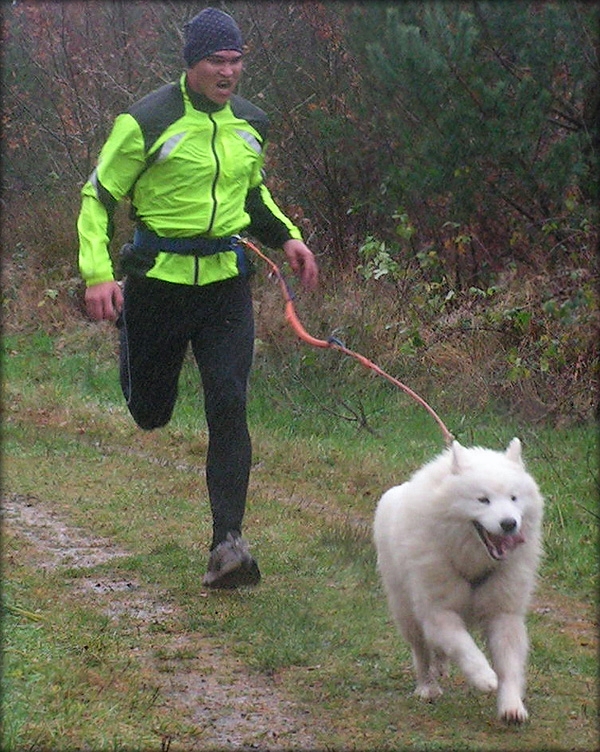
[
  {"xmin": 204, "ymin": 557, "xmax": 261, "ymax": 589},
  {"xmin": 202, "ymin": 533, "xmax": 261, "ymax": 589}
]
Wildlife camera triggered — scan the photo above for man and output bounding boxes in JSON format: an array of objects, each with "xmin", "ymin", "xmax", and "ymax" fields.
[{"xmin": 77, "ymin": 7, "xmax": 318, "ymax": 589}]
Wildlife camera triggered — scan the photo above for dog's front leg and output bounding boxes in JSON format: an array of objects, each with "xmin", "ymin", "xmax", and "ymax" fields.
[
  {"xmin": 423, "ymin": 610, "xmax": 498, "ymax": 692},
  {"xmin": 486, "ymin": 613, "xmax": 529, "ymax": 723}
]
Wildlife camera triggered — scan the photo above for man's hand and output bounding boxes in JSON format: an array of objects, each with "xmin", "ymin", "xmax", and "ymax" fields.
[
  {"xmin": 283, "ymin": 239, "xmax": 319, "ymax": 291},
  {"xmin": 85, "ymin": 280, "xmax": 124, "ymax": 322}
]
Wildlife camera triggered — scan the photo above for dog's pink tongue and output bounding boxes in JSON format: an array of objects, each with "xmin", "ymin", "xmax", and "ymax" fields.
[{"xmin": 495, "ymin": 531, "xmax": 526, "ymax": 554}]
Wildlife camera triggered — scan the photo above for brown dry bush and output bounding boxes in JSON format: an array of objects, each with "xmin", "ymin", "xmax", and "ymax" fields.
[{"xmin": 255, "ymin": 252, "xmax": 598, "ymax": 425}]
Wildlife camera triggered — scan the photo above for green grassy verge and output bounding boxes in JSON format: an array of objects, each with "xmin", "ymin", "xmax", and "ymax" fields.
[{"xmin": 2, "ymin": 325, "xmax": 597, "ymax": 750}]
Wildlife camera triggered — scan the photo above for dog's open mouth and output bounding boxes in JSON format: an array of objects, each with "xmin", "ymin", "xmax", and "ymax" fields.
[{"xmin": 473, "ymin": 521, "xmax": 525, "ymax": 560}]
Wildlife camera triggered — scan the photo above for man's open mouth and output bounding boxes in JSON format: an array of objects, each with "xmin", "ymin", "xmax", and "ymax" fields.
[{"xmin": 473, "ymin": 521, "xmax": 525, "ymax": 560}]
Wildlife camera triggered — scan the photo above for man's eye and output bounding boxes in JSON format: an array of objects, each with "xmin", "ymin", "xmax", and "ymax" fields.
[{"xmin": 209, "ymin": 56, "xmax": 242, "ymax": 65}]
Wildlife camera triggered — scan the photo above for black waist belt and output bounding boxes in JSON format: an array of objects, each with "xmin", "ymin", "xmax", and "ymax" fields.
[{"xmin": 133, "ymin": 226, "xmax": 238, "ymax": 256}]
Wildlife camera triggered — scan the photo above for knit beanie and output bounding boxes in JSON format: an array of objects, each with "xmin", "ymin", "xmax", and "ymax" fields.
[{"xmin": 183, "ymin": 7, "xmax": 243, "ymax": 68}]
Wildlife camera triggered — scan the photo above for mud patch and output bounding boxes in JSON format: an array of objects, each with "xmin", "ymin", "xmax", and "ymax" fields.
[
  {"xmin": 3, "ymin": 493, "xmax": 128, "ymax": 569},
  {"xmin": 2, "ymin": 492, "xmax": 318, "ymax": 750}
]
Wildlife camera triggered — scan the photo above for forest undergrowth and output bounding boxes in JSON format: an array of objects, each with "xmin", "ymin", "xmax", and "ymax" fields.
[{"xmin": 3, "ymin": 194, "xmax": 597, "ymax": 429}]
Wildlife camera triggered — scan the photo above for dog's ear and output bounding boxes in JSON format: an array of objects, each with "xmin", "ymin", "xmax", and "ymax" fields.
[
  {"xmin": 451, "ymin": 440, "xmax": 466, "ymax": 473},
  {"xmin": 505, "ymin": 437, "xmax": 523, "ymax": 465}
]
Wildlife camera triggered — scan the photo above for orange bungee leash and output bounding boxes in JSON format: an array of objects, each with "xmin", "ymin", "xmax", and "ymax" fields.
[{"xmin": 240, "ymin": 238, "xmax": 454, "ymax": 446}]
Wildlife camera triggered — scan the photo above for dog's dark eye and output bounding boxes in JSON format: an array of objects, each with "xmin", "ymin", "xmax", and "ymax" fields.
[
  {"xmin": 511, "ymin": 495, "xmax": 517, "ymax": 502},
  {"xmin": 478, "ymin": 496, "xmax": 490, "ymax": 504}
]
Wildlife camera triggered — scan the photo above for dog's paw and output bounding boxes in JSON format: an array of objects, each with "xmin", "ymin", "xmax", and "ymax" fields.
[
  {"xmin": 471, "ymin": 666, "xmax": 498, "ymax": 693},
  {"xmin": 415, "ymin": 682, "xmax": 443, "ymax": 701},
  {"xmin": 498, "ymin": 693, "xmax": 529, "ymax": 724},
  {"xmin": 499, "ymin": 701, "xmax": 529, "ymax": 724}
]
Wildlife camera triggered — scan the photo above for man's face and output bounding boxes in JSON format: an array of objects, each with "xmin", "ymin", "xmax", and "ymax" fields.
[{"xmin": 187, "ymin": 50, "xmax": 243, "ymax": 105}]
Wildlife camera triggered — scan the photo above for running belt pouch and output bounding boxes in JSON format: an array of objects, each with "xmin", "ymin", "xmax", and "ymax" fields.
[{"xmin": 119, "ymin": 242, "xmax": 159, "ymax": 277}]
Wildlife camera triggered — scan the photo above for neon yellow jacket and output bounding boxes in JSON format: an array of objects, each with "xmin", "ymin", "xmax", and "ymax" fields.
[{"xmin": 78, "ymin": 73, "xmax": 302, "ymax": 287}]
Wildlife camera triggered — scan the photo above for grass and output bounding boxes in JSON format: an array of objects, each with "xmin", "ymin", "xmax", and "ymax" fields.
[
  {"xmin": 2, "ymin": 544, "xmax": 168, "ymax": 751},
  {"xmin": 2, "ymin": 321, "xmax": 598, "ymax": 751}
]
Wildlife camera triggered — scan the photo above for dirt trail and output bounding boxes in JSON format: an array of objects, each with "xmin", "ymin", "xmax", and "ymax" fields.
[{"xmin": 3, "ymin": 492, "xmax": 319, "ymax": 750}]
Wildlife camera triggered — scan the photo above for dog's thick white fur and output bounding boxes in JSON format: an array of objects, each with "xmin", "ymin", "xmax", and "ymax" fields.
[{"xmin": 374, "ymin": 438, "xmax": 543, "ymax": 723}]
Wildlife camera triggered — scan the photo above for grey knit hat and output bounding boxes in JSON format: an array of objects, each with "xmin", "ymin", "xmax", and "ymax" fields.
[{"xmin": 183, "ymin": 7, "xmax": 243, "ymax": 68}]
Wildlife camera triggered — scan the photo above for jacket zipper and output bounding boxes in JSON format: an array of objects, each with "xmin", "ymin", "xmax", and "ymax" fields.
[{"xmin": 195, "ymin": 114, "xmax": 221, "ymax": 285}]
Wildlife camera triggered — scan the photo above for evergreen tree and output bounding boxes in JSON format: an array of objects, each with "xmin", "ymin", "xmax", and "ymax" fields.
[{"xmin": 348, "ymin": 1, "xmax": 598, "ymax": 273}]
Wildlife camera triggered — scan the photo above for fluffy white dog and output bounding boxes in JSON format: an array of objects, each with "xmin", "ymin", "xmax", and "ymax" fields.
[{"xmin": 374, "ymin": 438, "xmax": 543, "ymax": 723}]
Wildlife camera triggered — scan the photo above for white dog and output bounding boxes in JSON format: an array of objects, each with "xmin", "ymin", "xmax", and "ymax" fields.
[{"xmin": 373, "ymin": 438, "xmax": 543, "ymax": 723}]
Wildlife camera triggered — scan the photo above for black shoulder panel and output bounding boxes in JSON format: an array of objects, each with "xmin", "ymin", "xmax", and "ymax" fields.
[
  {"xmin": 230, "ymin": 94, "xmax": 270, "ymax": 142},
  {"xmin": 128, "ymin": 82, "xmax": 184, "ymax": 153}
]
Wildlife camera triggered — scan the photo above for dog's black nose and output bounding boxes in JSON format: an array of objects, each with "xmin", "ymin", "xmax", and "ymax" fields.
[{"xmin": 500, "ymin": 518, "xmax": 518, "ymax": 533}]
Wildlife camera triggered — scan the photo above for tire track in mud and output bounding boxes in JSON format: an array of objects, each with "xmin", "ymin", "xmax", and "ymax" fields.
[{"xmin": 2, "ymin": 492, "xmax": 318, "ymax": 750}]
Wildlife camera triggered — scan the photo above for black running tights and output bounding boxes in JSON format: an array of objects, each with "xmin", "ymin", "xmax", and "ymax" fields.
[{"xmin": 118, "ymin": 275, "xmax": 254, "ymax": 550}]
